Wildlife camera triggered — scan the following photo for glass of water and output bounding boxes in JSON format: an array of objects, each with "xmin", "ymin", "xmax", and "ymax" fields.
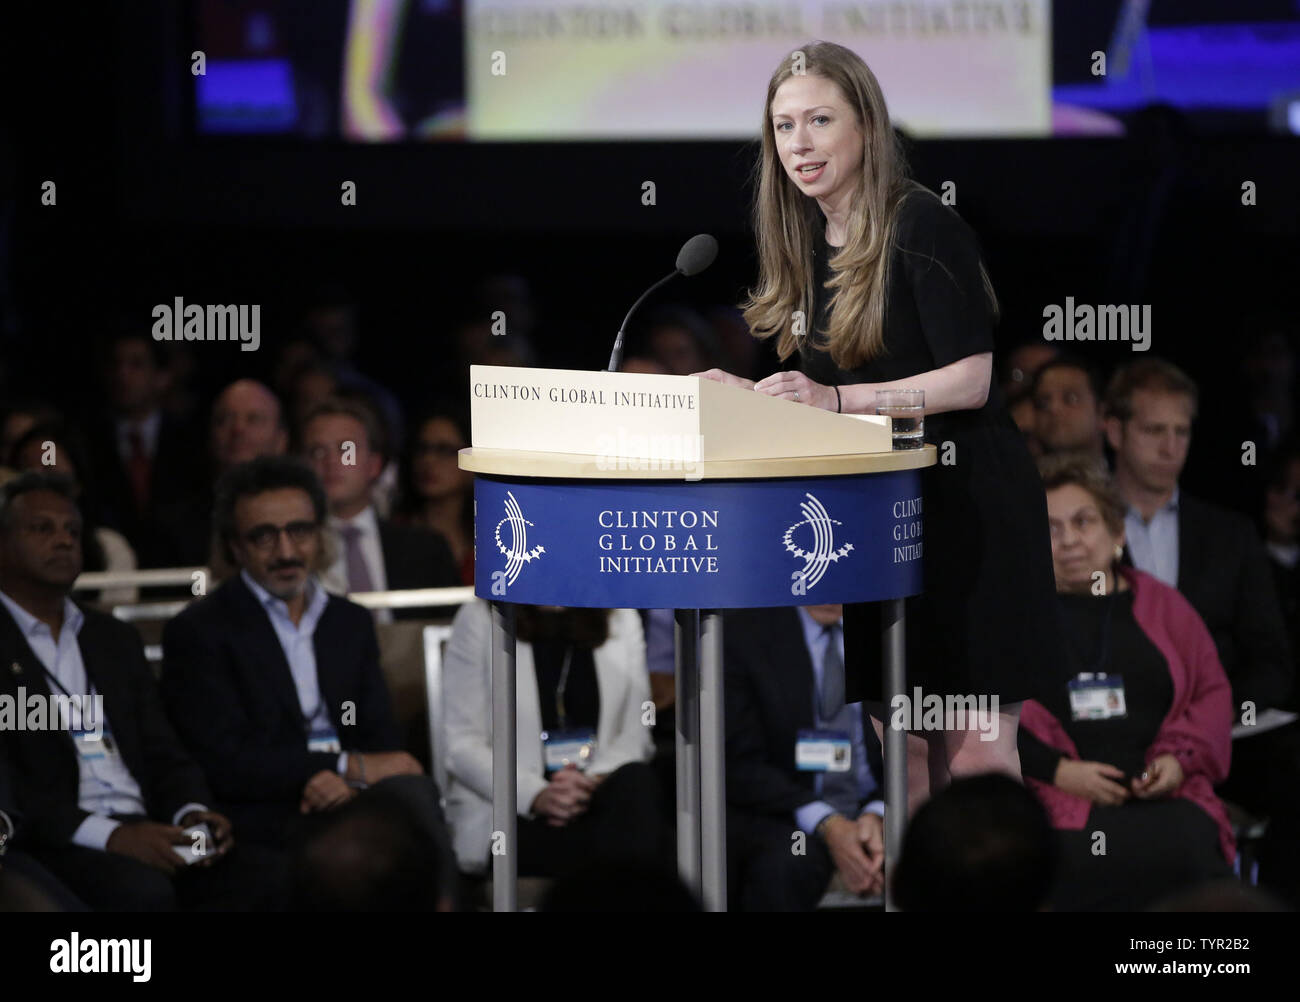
[{"xmin": 875, "ymin": 389, "xmax": 925, "ymax": 450}]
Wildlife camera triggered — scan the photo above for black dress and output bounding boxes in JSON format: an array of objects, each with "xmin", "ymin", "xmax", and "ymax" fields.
[{"xmin": 800, "ymin": 189, "xmax": 1065, "ymax": 704}]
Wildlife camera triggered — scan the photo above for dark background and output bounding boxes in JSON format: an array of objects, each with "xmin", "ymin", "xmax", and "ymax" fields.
[{"xmin": 3, "ymin": 1, "xmax": 1298, "ymax": 511}]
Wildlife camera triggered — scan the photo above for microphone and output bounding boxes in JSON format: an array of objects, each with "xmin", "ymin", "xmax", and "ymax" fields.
[{"xmin": 606, "ymin": 233, "xmax": 718, "ymax": 372}]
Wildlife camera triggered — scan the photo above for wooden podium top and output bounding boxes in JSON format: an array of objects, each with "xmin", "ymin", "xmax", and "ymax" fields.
[{"xmin": 458, "ymin": 444, "xmax": 937, "ymax": 480}]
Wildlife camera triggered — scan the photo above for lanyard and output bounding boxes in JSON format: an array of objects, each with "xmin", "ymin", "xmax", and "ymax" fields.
[
  {"xmin": 554, "ymin": 646, "xmax": 574, "ymax": 731},
  {"xmin": 39, "ymin": 664, "xmax": 96, "ymax": 702},
  {"xmin": 39, "ymin": 665, "xmax": 112, "ymax": 747}
]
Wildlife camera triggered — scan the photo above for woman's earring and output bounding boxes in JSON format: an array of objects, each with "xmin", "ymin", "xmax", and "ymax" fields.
[{"xmin": 1114, "ymin": 544, "xmax": 1124, "ymax": 560}]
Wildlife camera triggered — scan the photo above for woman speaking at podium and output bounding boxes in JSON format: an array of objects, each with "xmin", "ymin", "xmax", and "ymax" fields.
[{"xmin": 696, "ymin": 42, "xmax": 1065, "ymax": 807}]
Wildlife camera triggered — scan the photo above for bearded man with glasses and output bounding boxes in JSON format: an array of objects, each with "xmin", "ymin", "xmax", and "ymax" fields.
[{"xmin": 160, "ymin": 456, "xmax": 456, "ymax": 908}]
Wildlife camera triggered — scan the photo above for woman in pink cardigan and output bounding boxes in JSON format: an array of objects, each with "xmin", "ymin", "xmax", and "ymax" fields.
[{"xmin": 1019, "ymin": 455, "xmax": 1235, "ymax": 910}]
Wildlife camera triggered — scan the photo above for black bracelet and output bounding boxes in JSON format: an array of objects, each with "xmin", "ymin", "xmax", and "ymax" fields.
[{"xmin": 834, "ymin": 385, "xmax": 842, "ymax": 413}]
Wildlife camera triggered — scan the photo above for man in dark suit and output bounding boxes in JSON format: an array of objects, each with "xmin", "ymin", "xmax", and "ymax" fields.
[
  {"xmin": 1106, "ymin": 358, "xmax": 1300, "ymax": 905},
  {"xmin": 300, "ymin": 397, "xmax": 459, "ymax": 620},
  {"xmin": 88, "ymin": 330, "xmax": 206, "ymax": 568},
  {"xmin": 724, "ymin": 603, "xmax": 885, "ymax": 911},
  {"xmin": 152, "ymin": 378, "xmax": 291, "ymax": 571},
  {"xmin": 159, "ymin": 457, "xmax": 455, "ymax": 903},
  {"xmin": 0, "ymin": 472, "xmax": 279, "ymax": 910}
]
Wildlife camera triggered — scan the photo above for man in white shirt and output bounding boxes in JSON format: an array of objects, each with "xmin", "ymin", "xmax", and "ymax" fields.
[{"xmin": 0, "ymin": 472, "xmax": 281, "ymax": 910}]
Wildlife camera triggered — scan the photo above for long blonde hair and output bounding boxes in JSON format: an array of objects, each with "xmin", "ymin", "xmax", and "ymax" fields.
[{"xmin": 740, "ymin": 42, "xmax": 958, "ymax": 370}]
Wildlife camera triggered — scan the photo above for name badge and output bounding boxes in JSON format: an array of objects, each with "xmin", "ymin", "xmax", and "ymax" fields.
[
  {"xmin": 72, "ymin": 728, "xmax": 108, "ymax": 762},
  {"xmin": 795, "ymin": 729, "xmax": 852, "ymax": 772},
  {"xmin": 307, "ymin": 725, "xmax": 343, "ymax": 755},
  {"xmin": 1068, "ymin": 673, "xmax": 1128, "ymax": 721},
  {"xmin": 542, "ymin": 728, "xmax": 597, "ymax": 774}
]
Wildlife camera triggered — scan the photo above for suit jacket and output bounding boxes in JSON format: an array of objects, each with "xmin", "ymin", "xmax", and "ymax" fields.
[
  {"xmin": 159, "ymin": 574, "xmax": 401, "ymax": 846},
  {"xmin": 377, "ymin": 519, "xmax": 461, "ymax": 619},
  {"xmin": 0, "ymin": 601, "xmax": 212, "ymax": 849},
  {"xmin": 723, "ymin": 607, "xmax": 884, "ymax": 819},
  {"xmin": 442, "ymin": 600, "xmax": 654, "ymax": 874},
  {"xmin": 89, "ymin": 413, "xmax": 207, "ymax": 568},
  {"xmin": 1126, "ymin": 492, "xmax": 1295, "ymax": 714}
]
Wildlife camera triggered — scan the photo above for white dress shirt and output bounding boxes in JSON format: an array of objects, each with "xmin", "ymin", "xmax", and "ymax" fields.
[
  {"xmin": 1124, "ymin": 485, "xmax": 1180, "ymax": 587},
  {"xmin": 0, "ymin": 589, "xmax": 204, "ymax": 850},
  {"xmin": 114, "ymin": 409, "xmax": 162, "ymax": 465},
  {"xmin": 239, "ymin": 571, "xmax": 350, "ymax": 775}
]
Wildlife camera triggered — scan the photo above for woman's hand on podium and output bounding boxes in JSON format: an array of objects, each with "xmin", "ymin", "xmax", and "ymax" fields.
[
  {"xmin": 692, "ymin": 368, "xmax": 755, "ymax": 392},
  {"xmin": 754, "ymin": 370, "xmax": 837, "ymax": 411}
]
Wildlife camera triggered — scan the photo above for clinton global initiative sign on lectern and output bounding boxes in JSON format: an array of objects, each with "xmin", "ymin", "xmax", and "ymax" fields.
[{"xmin": 467, "ymin": 365, "xmax": 925, "ymax": 607}]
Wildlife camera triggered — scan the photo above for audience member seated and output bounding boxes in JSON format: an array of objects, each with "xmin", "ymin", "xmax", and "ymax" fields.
[
  {"xmin": 159, "ymin": 457, "xmax": 456, "ymax": 902},
  {"xmin": 0, "ymin": 472, "xmax": 281, "ymax": 910},
  {"xmin": 164, "ymin": 378, "xmax": 292, "ymax": 573},
  {"xmin": 723, "ymin": 603, "xmax": 886, "ymax": 911},
  {"xmin": 637, "ymin": 304, "xmax": 720, "ymax": 376},
  {"xmin": 390, "ymin": 410, "xmax": 475, "ymax": 586},
  {"xmin": 1020, "ymin": 456, "xmax": 1234, "ymax": 910},
  {"xmin": 443, "ymin": 601, "xmax": 663, "ymax": 880},
  {"xmin": 893, "ymin": 773, "xmax": 1057, "ymax": 912},
  {"xmin": 8, "ymin": 421, "xmax": 138, "ymax": 605},
  {"xmin": 1000, "ymin": 340, "xmax": 1060, "ymax": 405},
  {"xmin": 289, "ymin": 793, "xmax": 449, "ymax": 911},
  {"xmin": 1000, "ymin": 340, "xmax": 1059, "ymax": 455},
  {"xmin": 87, "ymin": 330, "xmax": 206, "ymax": 568},
  {"xmin": 0, "ymin": 745, "xmax": 88, "ymax": 910},
  {"xmin": 1104, "ymin": 358, "xmax": 1300, "ymax": 905},
  {"xmin": 301, "ymin": 398, "xmax": 460, "ymax": 619},
  {"xmin": 1031, "ymin": 354, "xmax": 1108, "ymax": 463}
]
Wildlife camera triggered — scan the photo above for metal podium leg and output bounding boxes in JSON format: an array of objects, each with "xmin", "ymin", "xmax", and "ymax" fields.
[
  {"xmin": 883, "ymin": 597, "xmax": 907, "ymax": 912},
  {"xmin": 699, "ymin": 610, "xmax": 727, "ymax": 912},
  {"xmin": 491, "ymin": 601, "xmax": 517, "ymax": 912},
  {"xmin": 674, "ymin": 609, "xmax": 701, "ymax": 900}
]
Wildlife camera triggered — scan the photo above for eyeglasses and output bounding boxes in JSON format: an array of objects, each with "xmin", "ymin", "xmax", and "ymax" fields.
[{"xmin": 242, "ymin": 521, "xmax": 319, "ymax": 550}]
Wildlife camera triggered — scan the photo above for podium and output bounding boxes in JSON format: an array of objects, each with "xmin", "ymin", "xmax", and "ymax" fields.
[{"xmin": 460, "ymin": 366, "xmax": 936, "ymax": 911}]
